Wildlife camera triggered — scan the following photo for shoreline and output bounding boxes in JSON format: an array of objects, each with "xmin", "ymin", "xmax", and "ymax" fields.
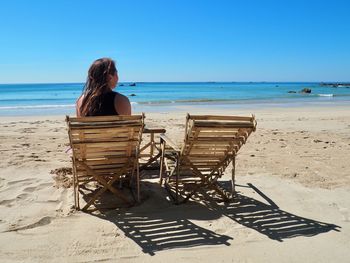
[{"xmin": 1, "ymin": 97, "xmax": 350, "ymax": 117}]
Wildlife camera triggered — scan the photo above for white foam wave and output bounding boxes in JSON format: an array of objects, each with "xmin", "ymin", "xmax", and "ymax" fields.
[
  {"xmin": 318, "ymin": 94, "xmax": 334, "ymax": 97},
  {"xmin": 0, "ymin": 104, "xmax": 75, "ymax": 110}
]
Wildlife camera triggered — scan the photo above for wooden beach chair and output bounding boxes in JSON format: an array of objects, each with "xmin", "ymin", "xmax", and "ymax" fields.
[
  {"xmin": 66, "ymin": 114, "xmax": 145, "ymax": 211},
  {"xmin": 159, "ymin": 114, "xmax": 257, "ymax": 204}
]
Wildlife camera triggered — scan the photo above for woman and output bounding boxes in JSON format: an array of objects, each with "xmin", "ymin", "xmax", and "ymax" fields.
[{"xmin": 76, "ymin": 58, "xmax": 131, "ymax": 117}]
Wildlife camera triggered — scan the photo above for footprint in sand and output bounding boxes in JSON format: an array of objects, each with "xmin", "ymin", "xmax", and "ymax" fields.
[
  {"xmin": 0, "ymin": 199, "xmax": 14, "ymax": 207},
  {"xmin": 23, "ymin": 186, "xmax": 38, "ymax": 192},
  {"xmin": 7, "ymin": 178, "xmax": 37, "ymax": 186},
  {"xmin": 16, "ymin": 193, "xmax": 30, "ymax": 200},
  {"xmin": 6, "ymin": 216, "xmax": 53, "ymax": 232},
  {"xmin": 0, "ymin": 193, "xmax": 30, "ymax": 207},
  {"xmin": 23, "ymin": 182, "xmax": 52, "ymax": 193}
]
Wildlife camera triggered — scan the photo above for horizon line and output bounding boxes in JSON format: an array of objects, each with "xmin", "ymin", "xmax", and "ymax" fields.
[{"xmin": 1, "ymin": 81, "xmax": 350, "ymax": 85}]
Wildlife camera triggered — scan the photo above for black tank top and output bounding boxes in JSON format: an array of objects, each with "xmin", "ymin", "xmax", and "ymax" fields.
[{"xmin": 93, "ymin": 91, "xmax": 118, "ymax": 116}]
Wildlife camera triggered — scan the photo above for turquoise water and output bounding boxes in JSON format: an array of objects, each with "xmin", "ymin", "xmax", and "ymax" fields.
[{"xmin": 1, "ymin": 82, "xmax": 350, "ymax": 116}]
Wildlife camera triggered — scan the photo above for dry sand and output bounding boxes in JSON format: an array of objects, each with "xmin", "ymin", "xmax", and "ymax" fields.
[{"xmin": 0, "ymin": 105, "xmax": 350, "ymax": 262}]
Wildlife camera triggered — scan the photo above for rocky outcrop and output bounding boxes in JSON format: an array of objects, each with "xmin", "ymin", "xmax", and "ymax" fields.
[{"xmin": 300, "ymin": 88, "xmax": 311, "ymax": 94}]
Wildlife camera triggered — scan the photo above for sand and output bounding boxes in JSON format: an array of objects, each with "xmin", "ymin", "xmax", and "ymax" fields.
[{"xmin": 0, "ymin": 105, "xmax": 349, "ymax": 262}]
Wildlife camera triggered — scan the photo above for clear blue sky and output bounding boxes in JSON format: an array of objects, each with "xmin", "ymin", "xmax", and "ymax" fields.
[{"xmin": 0, "ymin": 0, "xmax": 349, "ymax": 83}]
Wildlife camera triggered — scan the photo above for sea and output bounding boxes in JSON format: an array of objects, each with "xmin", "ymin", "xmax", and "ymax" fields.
[{"xmin": 1, "ymin": 82, "xmax": 350, "ymax": 116}]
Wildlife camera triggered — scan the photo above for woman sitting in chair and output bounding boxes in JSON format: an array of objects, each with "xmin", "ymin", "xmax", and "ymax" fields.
[{"xmin": 76, "ymin": 58, "xmax": 131, "ymax": 117}]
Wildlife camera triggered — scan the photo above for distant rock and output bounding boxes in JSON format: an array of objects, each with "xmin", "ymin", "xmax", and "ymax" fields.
[
  {"xmin": 288, "ymin": 91, "xmax": 297, "ymax": 93},
  {"xmin": 300, "ymin": 88, "xmax": 311, "ymax": 94},
  {"xmin": 129, "ymin": 94, "xmax": 136, "ymax": 97},
  {"xmin": 320, "ymin": 82, "xmax": 350, "ymax": 87},
  {"xmin": 129, "ymin": 83, "xmax": 136, "ymax": 87}
]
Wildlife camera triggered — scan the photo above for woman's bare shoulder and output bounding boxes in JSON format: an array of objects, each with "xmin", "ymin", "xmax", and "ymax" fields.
[
  {"xmin": 114, "ymin": 92, "xmax": 131, "ymax": 115},
  {"xmin": 76, "ymin": 94, "xmax": 84, "ymax": 104},
  {"xmin": 76, "ymin": 95, "xmax": 84, "ymax": 117}
]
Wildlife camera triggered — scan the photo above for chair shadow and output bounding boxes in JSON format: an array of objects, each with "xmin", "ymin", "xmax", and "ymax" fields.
[
  {"xmin": 90, "ymin": 182, "xmax": 232, "ymax": 255},
  {"xmin": 83, "ymin": 180, "xmax": 340, "ymax": 255},
  {"xmin": 205, "ymin": 182, "xmax": 341, "ymax": 242}
]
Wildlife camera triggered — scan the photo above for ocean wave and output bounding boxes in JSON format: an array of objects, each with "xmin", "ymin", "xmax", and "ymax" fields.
[
  {"xmin": 316, "ymin": 94, "xmax": 350, "ymax": 97},
  {"xmin": 137, "ymin": 99, "xmax": 233, "ymax": 105},
  {"xmin": 0, "ymin": 104, "xmax": 75, "ymax": 110},
  {"xmin": 2, "ymin": 93, "xmax": 350, "ymax": 111},
  {"xmin": 317, "ymin": 94, "xmax": 334, "ymax": 97},
  {"xmin": 0, "ymin": 98, "xmax": 74, "ymax": 102}
]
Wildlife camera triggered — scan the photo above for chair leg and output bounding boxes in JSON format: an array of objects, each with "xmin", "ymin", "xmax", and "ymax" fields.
[
  {"xmin": 159, "ymin": 140, "xmax": 166, "ymax": 185},
  {"xmin": 231, "ymin": 156, "xmax": 236, "ymax": 199},
  {"xmin": 75, "ymin": 177, "xmax": 80, "ymax": 210},
  {"xmin": 175, "ymin": 154, "xmax": 180, "ymax": 204},
  {"xmin": 72, "ymin": 159, "xmax": 79, "ymax": 210},
  {"xmin": 76, "ymin": 184, "xmax": 80, "ymax": 210},
  {"xmin": 72, "ymin": 174, "xmax": 77, "ymax": 210},
  {"xmin": 137, "ymin": 159, "xmax": 140, "ymax": 203}
]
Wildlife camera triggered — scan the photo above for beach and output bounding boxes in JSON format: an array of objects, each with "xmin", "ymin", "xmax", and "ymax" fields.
[{"xmin": 0, "ymin": 105, "xmax": 350, "ymax": 262}]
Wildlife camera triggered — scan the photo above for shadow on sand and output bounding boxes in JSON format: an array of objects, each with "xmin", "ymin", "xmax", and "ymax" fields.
[
  {"xmin": 87, "ymin": 181, "xmax": 340, "ymax": 255},
  {"xmin": 91, "ymin": 182, "xmax": 232, "ymax": 255},
  {"xmin": 203, "ymin": 182, "xmax": 341, "ymax": 242}
]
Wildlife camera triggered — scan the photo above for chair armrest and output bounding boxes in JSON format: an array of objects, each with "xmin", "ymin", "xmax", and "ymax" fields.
[
  {"xmin": 160, "ymin": 133, "xmax": 181, "ymax": 152},
  {"xmin": 144, "ymin": 127, "xmax": 167, "ymax": 134}
]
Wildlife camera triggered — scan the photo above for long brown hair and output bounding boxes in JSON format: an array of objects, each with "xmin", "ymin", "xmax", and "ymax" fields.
[{"xmin": 80, "ymin": 58, "xmax": 117, "ymax": 116}]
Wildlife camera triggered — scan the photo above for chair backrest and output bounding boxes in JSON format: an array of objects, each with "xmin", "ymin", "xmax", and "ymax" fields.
[
  {"xmin": 181, "ymin": 114, "xmax": 256, "ymax": 176},
  {"xmin": 66, "ymin": 115, "xmax": 144, "ymax": 182}
]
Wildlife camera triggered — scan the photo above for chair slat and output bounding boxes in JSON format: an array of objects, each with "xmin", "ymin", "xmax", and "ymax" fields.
[
  {"xmin": 68, "ymin": 115, "xmax": 143, "ymax": 122},
  {"xmin": 189, "ymin": 115, "xmax": 254, "ymax": 121},
  {"xmin": 194, "ymin": 121, "xmax": 255, "ymax": 128}
]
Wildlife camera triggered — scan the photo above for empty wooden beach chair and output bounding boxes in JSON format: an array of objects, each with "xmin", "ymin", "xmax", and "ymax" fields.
[
  {"xmin": 66, "ymin": 114, "xmax": 144, "ymax": 211},
  {"xmin": 159, "ymin": 114, "xmax": 256, "ymax": 204}
]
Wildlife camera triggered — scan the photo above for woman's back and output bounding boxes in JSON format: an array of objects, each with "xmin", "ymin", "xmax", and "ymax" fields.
[{"xmin": 86, "ymin": 91, "xmax": 118, "ymax": 116}]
